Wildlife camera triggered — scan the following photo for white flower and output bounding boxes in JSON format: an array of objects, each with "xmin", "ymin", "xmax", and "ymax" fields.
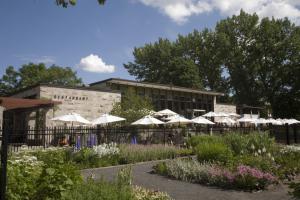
[
  {"xmin": 262, "ymin": 147, "xmax": 266, "ymax": 153},
  {"xmin": 254, "ymin": 152, "xmax": 258, "ymax": 157},
  {"xmin": 251, "ymin": 144, "xmax": 255, "ymax": 150},
  {"xmin": 267, "ymin": 153, "xmax": 272, "ymax": 158},
  {"xmin": 258, "ymin": 149, "xmax": 261, "ymax": 154}
]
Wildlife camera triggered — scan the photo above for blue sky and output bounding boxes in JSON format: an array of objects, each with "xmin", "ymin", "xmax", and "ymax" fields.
[{"xmin": 0, "ymin": 0, "xmax": 299, "ymax": 84}]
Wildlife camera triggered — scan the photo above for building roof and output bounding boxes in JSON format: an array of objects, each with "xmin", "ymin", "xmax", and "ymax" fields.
[
  {"xmin": 90, "ymin": 78, "xmax": 224, "ymax": 96},
  {"xmin": 0, "ymin": 97, "xmax": 61, "ymax": 110},
  {"xmin": 8, "ymin": 83, "xmax": 120, "ymax": 96}
]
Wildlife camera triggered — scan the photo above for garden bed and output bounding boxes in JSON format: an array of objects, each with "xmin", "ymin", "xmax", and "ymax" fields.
[{"xmin": 152, "ymin": 132, "xmax": 300, "ymax": 197}]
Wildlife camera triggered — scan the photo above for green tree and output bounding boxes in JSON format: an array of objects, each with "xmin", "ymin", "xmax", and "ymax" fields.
[
  {"xmin": 124, "ymin": 38, "xmax": 202, "ymax": 89},
  {"xmin": 110, "ymin": 88, "xmax": 154, "ymax": 124},
  {"xmin": 216, "ymin": 10, "xmax": 300, "ymax": 118},
  {"xmin": 0, "ymin": 63, "xmax": 82, "ymax": 96}
]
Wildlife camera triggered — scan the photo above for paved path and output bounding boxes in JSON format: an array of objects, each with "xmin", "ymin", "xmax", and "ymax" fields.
[{"xmin": 81, "ymin": 161, "xmax": 292, "ymax": 200}]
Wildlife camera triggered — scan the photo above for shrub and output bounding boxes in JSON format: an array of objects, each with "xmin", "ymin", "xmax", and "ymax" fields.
[
  {"xmin": 34, "ymin": 163, "xmax": 82, "ymax": 200},
  {"xmin": 187, "ymin": 135, "xmax": 221, "ymax": 149},
  {"xmin": 289, "ymin": 182, "xmax": 300, "ymax": 199},
  {"xmin": 64, "ymin": 177, "xmax": 133, "ymax": 200},
  {"xmin": 153, "ymin": 159, "xmax": 277, "ymax": 191},
  {"xmin": 275, "ymin": 148, "xmax": 300, "ymax": 180},
  {"xmin": 196, "ymin": 142, "xmax": 233, "ymax": 164},
  {"xmin": 230, "ymin": 155, "xmax": 276, "ymax": 173},
  {"xmin": 6, "ymin": 156, "xmax": 43, "ymax": 200},
  {"xmin": 70, "ymin": 144, "xmax": 120, "ymax": 169},
  {"xmin": 119, "ymin": 144, "xmax": 179, "ymax": 164},
  {"xmin": 30, "ymin": 148, "xmax": 72, "ymax": 166},
  {"xmin": 133, "ymin": 186, "xmax": 172, "ymax": 200},
  {"xmin": 234, "ymin": 165, "xmax": 277, "ymax": 191},
  {"xmin": 223, "ymin": 132, "xmax": 277, "ymax": 156}
]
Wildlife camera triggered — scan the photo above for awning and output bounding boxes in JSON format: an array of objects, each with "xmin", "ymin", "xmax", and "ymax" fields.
[{"xmin": 0, "ymin": 97, "xmax": 61, "ymax": 110}]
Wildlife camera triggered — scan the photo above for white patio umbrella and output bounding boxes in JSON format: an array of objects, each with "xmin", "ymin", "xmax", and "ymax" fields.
[
  {"xmin": 192, "ymin": 116, "xmax": 215, "ymax": 125},
  {"xmin": 164, "ymin": 114, "xmax": 180, "ymax": 121},
  {"xmin": 51, "ymin": 113, "xmax": 91, "ymax": 124},
  {"xmin": 251, "ymin": 118, "xmax": 268, "ymax": 124},
  {"xmin": 202, "ymin": 111, "xmax": 218, "ymax": 118},
  {"xmin": 154, "ymin": 109, "xmax": 178, "ymax": 117},
  {"xmin": 280, "ymin": 118, "xmax": 300, "ymax": 125},
  {"xmin": 216, "ymin": 117, "xmax": 236, "ymax": 125},
  {"xmin": 228, "ymin": 113, "xmax": 240, "ymax": 117},
  {"xmin": 265, "ymin": 118, "xmax": 283, "ymax": 125},
  {"xmin": 131, "ymin": 115, "xmax": 165, "ymax": 125},
  {"xmin": 216, "ymin": 112, "xmax": 230, "ymax": 117},
  {"xmin": 237, "ymin": 117, "xmax": 256, "ymax": 123},
  {"xmin": 166, "ymin": 116, "xmax": 193, "ymax": 125},
  {"xmin": 91, "ymin": 114, "xmax": 126, "ymax": 125},
  {"xmin": 288, "ymin": 119, "xmax": 300, "ymax": 124}
]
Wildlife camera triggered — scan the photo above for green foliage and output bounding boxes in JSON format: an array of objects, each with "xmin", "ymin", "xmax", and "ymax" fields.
[
  {"xmin": 0, "ymin": 63, "xmax": 82, "ymax": 96},
  {"xmin": 6, "ymin": 157, "xmax": 43, "ymax": 200},
  {"xmin": 187, "ymin": 135, "xmax": 222, "ymax": 149},
  {"xmin": 231, "ymin": 155, "xmax": 276, "ymax": 173},
  {"xmin": 124, "ymin": 38, "xmax": 202, "ymax": 89},
  {"xmin": 65, "ymin": 167, "xmax": 133, "ymax": 200},
  {"xmin": 275, "ymin": 149, "xmax": 300, "ymax": 180},
  {"xmin": 34, "ymin": 164, "xmax": 82, "ymax": 200},
  {"xmin": 153, "ymin": 158, "xmax": 277, "ymax": 191},
  {"xmin": 289, "ymin": 182, "xmax": 300, "ymax": 199},
  {"xmin": 71, "ymin": 148, "xmax": 119, "ymax": 169},
  {"xmin": 119, "ymin": 144, "xmax": 180, "ymax": 164},
  {"xmin": 196, "ymin": 142, "xmax": 233, "ymax": 164},
  {"xmin": 153, "ymin": 162, "xmax": 168, "ymax": 176},
  {"xmin": 223, "ymin": 132, "xmax": 277, "ymax": 155},
  {"xmin": 110, "ymin": 88, "xmax": 154, "ymax": 124},
  {"xmin": 31, "ymin": 148, "xmax": 71, "ymax": 166},
  {"xmin": 125, "ymin": 10, "xmax": 300, "ymax": 118}
]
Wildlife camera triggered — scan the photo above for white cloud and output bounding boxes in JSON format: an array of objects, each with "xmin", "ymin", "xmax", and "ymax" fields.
[
  {"xmin": 78, "ymin": 54, "xmax": 115, "ymax": 73},
  {"xmin": 136, "ymin": 0, "xmax": 300, "ymax": 24}
]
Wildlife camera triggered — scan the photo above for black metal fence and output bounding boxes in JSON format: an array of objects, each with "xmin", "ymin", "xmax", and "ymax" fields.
[{"xmin": 0, "ymin": 124, "xmax": 299, "ymax": 152}]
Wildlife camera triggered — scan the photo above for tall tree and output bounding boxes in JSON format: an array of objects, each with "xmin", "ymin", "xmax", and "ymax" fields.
[
  {"xmin": 110, "ymin": 88, "xmax": 154, "ymax": 124},
  {"xmin": 124, "ymin": 38, "xmax": 202, "ymax": 89},
  {"xmin": 216, "ymin": 10, "xmax": 300, "ymax": 117},
  {"xmin": 176, "ymin": 29, "xmax": 228, "ymax": 92},
  {"xmin": 0, "ymin": 63, "xmax": 82, "ymax": 96}
]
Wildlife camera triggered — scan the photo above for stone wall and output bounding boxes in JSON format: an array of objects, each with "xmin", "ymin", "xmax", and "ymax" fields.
[
  {"xmin": 214, "ymin": 103, "xmax": 237, "ymax": 114},
  {"xmin": 40, "ymin": 86, "xmax": 121, "ymax": 126},
  {"xmin": 0, "ymin": 106, "xmax": 4, "ymax": 127}
]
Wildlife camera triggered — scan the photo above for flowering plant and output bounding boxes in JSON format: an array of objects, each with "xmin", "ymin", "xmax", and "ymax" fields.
[{"xmin": 92, "ymin": 143, "xmax": 120, "ymax": 158}]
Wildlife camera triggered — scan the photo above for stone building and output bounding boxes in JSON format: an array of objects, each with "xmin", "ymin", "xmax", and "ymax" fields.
[
  {"xmin": 90, "ymin": 78, "xmax": 233, "ymax": 118},
  {"xmin": 10, "ymin": 84, "xmax": 121, "ymax": 127},
  {"xmin": 7, "ymin": 78, "xmax": 242, "ymax": 128}
]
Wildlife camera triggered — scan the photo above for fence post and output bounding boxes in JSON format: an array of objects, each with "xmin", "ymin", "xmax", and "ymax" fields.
[
  {"xmin": 285, "ymin": 123, "xmax": 290, "ymax": 145},
  {"xmin": 293, "ymin": 125, "xmax": 298, "ymax": 144},
  {"xmin": 0, "ymin": 111, "xmax": 10, "ymax": 200}
]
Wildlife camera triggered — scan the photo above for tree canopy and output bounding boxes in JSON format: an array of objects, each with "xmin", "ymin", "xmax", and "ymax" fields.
[
  {"xmin": 124, "ymin": 10, "xmax": 300, "ymax": 118},
  {"xmin": 110, "ymin": 88, "xmax": 154, "ymax": 124},
  {"xmin": 0, "ymin": 63, "xmax": 83, "ymax": 96}
]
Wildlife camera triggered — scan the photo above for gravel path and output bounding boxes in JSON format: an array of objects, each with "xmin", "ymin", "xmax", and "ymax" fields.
[{"xmin": 81, "ymin": 161, "xmax": 292, "ymax": 200}]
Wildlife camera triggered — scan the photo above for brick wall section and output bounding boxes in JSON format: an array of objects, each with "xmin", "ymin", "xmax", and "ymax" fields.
[{"xmin": 214, "ymin": 103, "xmax": 237, "ymax": 113}]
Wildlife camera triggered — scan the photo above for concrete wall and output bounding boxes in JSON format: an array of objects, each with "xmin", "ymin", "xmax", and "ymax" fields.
[
  {"xmin": 0, "ymin": 106, "xmax": 4, "ymax": 127},
  {"xmin": 214, "ymin": 103, "xmax": 237, "ymax": 114},
  {"xmin": 39, "ymin": 86, "xmax": 121, "ymax": 126}
]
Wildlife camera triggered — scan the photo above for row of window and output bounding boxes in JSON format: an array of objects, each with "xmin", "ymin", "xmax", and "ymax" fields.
[{"xmin": 53, "ymin": 95, "xmax": 89, "ymax": 101}]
